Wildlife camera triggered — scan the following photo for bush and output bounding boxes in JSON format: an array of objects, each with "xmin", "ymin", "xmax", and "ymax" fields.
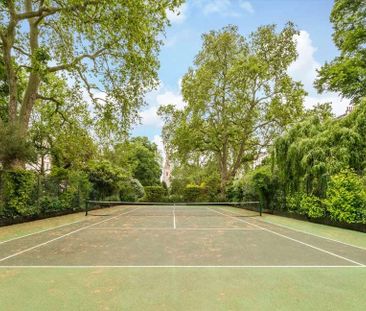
[
  {"xmin": 183, "ymin": 184, "xmax": 207, "ymax": 202},
  {"xmin": 0, "ymin": 169, "xmax": 39, "ymax": 217},
  {"xmin": 226, "ymin": 177, "xmax": 258, "ymax": 202},
  {"xmin": 286, "ymin": 192, "xmax": 302, "ymax": 213},
  {"xmin": 37, "ymin": 168, "xmax": 91, "ymax": 213},
  {"xmin": 143, "ymin": 186, "xmax": 165, "ymax": 202},
  {"xmin": 119, "ymin": 178, "xmax": 145, "ymax": 202},
  {"xmin": 299, "ymin": 195, "xmax": 324, "ymax": 219},
  {"xmin": 87, "ymin": 160, "xmax": 126, "ymax": 200},
  {"xmin": 251, "ymin": 166, "xmax": 279, "ymax": 210},
  {"xmin": 324, "ymin": 170, "xmax": 366, "ymax": 223},
  {"xmin": 168, "ymin": 194, "xmax": 183, "ymax": 203}
]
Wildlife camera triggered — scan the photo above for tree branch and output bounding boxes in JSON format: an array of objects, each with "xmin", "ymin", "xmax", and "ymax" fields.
[
  {"xmin": 16, "ymin": 1, "xmax": 100, "ymax": 21},
  {"xmin": 36, "ymin": 94, "xmax": 68, "ymax": 125},
  {"xmin": 47, "ymin": 48, "xmax": 107, "ymax": 72}
]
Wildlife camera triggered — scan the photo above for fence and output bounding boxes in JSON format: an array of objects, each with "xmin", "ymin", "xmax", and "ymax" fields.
[{"xmin": 0, "ymin": 169, "xmax": 88, "ymax": 226}]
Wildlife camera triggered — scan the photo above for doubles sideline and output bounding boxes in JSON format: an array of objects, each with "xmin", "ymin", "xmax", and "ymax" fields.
[
  {"xmin": 210, "ymin": 207, "xmax": 365, "ymax": 267},
  {"xmin": 0, "ymin": 207, "xmax": 142, "ymax": 263}
]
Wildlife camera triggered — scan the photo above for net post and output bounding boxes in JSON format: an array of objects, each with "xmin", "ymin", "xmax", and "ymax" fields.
[
  {"xmin": 259, "ymin": 201, "xmax": 262, "ymax": 216},
  {"xmin": 85, "ymin": 200, "xmax": 89, "ymax": 216}
]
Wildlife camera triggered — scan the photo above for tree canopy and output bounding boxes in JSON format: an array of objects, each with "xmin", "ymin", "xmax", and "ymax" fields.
[
  {"xmin": 159, "ymin": 24, "xmax": 306, "ymax": 193},
  {"xmin": 0, "ymin": 0, "xmax": 183, "ymax": 167},
  {"xmin": 106, "ymin": 137, "xmax": 162, "ymax": 186},
  {"xmin": 315, "ymin": 0, "xmax": 366, "ymax": 102}
]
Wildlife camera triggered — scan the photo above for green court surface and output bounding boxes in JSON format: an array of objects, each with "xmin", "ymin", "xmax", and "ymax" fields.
[{"xmin": 0, "ymin": 205, "xmax": 365, "ymax": 310}]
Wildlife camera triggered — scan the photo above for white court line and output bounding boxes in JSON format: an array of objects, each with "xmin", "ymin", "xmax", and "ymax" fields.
[
  {"xmin": 0, "ymin": 265, "xmax": 365, "ymax": 269},
  {"xmin": 0, "ymin": 219, "xmax": 84, "ymax": 245},
  {"xmin": 88, "ymin": 227, "xmax": 261, "ymax": 231},
  {"xmin": 220, "ymin": 207, "xmax": 366, "ymax": 251},
  {"xmin": 209, "ymin": 208, "xmax": 365, "ymax": 267},
  {"xmin": 0, "ymin": 207, "xmax": 142, "ymax": 263},
  {"xmin": 173, "ymin": 206, "xmax": 176, "ymax": 229}
]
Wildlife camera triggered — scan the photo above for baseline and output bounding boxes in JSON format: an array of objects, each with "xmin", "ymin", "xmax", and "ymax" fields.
[{"xmin": 0, "ymin": 265, "xmax": 364, "ymax": 268}]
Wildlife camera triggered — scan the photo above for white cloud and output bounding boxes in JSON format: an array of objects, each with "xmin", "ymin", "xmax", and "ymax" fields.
[
  {"xmin": 288, "ymin": 30, "xmax": 320, "ymax": 92},
  {"xmin": 153, "ymin": 134, "xmax": 165, "ymax": 161},
  {"xmin": 203, "ymin": 0, "xmax": 232, "ymax": 15},
  {"xmin": 239, "ymin": 1, "xmax": 254, "ymax": 14},
  {"xmin": 140, "ymin": 104, "xmax": 163, "ymax": 127},
  {"xmin": 304, "ymin": 94, "xmax": 350, "ymax": 116},
  {"xmin": 139, "ymin": 85, "xmax": 186, "ymax": 128},
  {"xmin": 157, "ymin": 90, "xmax": 186, "ymax": 110},
  {"xmin": 197, "ymin": 0, "xmax": 254, "ymax": 17},
  {"xmin": 288, "ymin": 30, "xmax": 350, "ymax": 116},
  {"xmin": 167, "ymin": 3, "xmax": 187, "ymax": 24}
]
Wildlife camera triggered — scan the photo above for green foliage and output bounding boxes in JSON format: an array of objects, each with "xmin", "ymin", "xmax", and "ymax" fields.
[
  {"xmin": 299, "ymin": 195, "xmax": 324, "ymax": 219},
  {"xmin": 30, "ymin": 76, "xmax": 97, "ymax": 171},
  {"xmin": 119, "ymin": 178, "xmax": 145, "ymax": 202},
  {"xmin": 251, "ymin": 166, "xmax": 279, "ymax": 210},
  {"xmin": 40, "ymin": 168, "xmax": 92, "ymax": 213},
  {"xmin": 274, "ymin": 102, "xmax": 366, "ymax": 198},
  {"xmin": 0, "ymin": 124, "xmax": 36, "ymax": 168},
  {"xmin": 315, "ymin": 0, "xmax": 366, "ymax": 102},
  {"xmin": 159, "ymin": 23, "xmax": 305, "ymax": 193},
  {"xmin": 226, "ymin": 178, "xmax": 258, "ymax": 202},
  {"xmin": 183, "ymin": 184, "xmax": 207, "ymax": 202},
  {"xmin": 166, "ymin": 194, "xmax": 183, "ymax": 203},
  {"xmin": 143, "ymin": 186, "xmax": 165, "ymax": 202},
  {"xmin": 325, "ymin": 170, "xmax": 366, "ymax": 224},
  {"xmin": 87, "ymin": 160, "xmax": 127, "ymax": 200},
  {"xmin": 286, "ymin": 192, "xmax": 302, "ymax": 214},
  {"xmin": 0, "ymin": 170, "xmax": 38, "ymax": 217},
  {"xmin": 108, "ymin": 137, "xmax": 162, "ymax": 186},
  {"xmin": 1, "ymin": 1, "xmax": 184, "ymax": 161},
  {"xmin": 286, "ymin": 192, "xmax": 324, "ymax": 219}
]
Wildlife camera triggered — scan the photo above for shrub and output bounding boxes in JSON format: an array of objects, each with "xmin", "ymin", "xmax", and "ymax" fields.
[
  {"xmin": 119, "ymin": 178, "xmax": 145, "ymax": 202},
  {"xmin": 299, "ymin": 195, "xmax": 324, "ymax": 219},
  {"xmin": 324, "ymin": 170, "xmax": 366, "ymax": 223},
  {"xmin": 40, "ymin": 168, "xmax": 91, "ymax": 212},
  {"xmin": 286, "ymin": 192, "xmax": 302, "ymax": 213},
  {"xmin": 226, "ymin": 178, "xmax": 258, "ymax": 202},
  {"xmin": 87, "ymin": 160, "xmax": 126, "ymax": 200},
  {"xmin": 183, "ymin": 184, "xmax": 207, "ymax": 202},
  {"xmin": 167, "ymin": 194, "xmax": 183, "ymax": 202},
  {"xmin": 0, "ymin": 169, "xmax": 39, "ymax": 216},
  {"xmin": 251, "ymin": 166, "xmax": 279, "ymax": 210},
  {"xmin": 143, "ymin": 186, "xmax": 165, "ymax": 202}
]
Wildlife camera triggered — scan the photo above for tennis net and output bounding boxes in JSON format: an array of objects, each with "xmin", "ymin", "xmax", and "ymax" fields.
[{"xmin": 85, "ymin": 201, "xmax": 261, "ymax": 217}]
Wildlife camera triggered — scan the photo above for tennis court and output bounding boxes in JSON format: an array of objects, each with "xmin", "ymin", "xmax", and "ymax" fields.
[{"xmin": 1, "ymin": 203, "xmax": 365, "ymax": 267}]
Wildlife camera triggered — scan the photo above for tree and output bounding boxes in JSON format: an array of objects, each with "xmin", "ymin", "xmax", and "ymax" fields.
[
  {"xmin": 274, "ymin": 101, "xmax": 366, "ymax": 201},
  {"xmin": 87, "ymin": 160, "xmax": 127, "ymax": 200},
  {"xmin": 315, "ymin": 0, "xmax": 366, "ymax": 102},
  {"xmin": 159, "ymin": 24, "xmax": 305, "ymax": 194},
  {"xmin": 107, "ymin": 137, "xmax": 162, "ymax": 186},
  {"xmin": 29, "ymin": 76, "xmax": 97, "ymax": 172},
  {"xmin": 0, "ymin": 0, "xmax": 183, "ymax": 168}
]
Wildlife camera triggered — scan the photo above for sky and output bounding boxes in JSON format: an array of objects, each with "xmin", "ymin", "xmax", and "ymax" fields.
[{"xmin": 131, "ymin": 0, "xmax": 349, "ymax": 155}]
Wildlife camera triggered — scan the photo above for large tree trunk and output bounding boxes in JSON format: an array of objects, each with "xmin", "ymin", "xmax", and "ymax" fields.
[{"xmin": 1, "ymin": 1, "xmax": 41, "ymax": 169}]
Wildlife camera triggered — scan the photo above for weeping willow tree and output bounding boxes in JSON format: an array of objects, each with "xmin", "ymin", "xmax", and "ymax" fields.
[{"xmin": 273, "ymin": 101, "xmax": 366, "ymax": 200}]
